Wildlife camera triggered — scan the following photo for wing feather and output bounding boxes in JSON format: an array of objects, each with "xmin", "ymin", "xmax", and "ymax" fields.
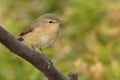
[{"xmin": 19, "ymin": 26, "xmax": 34, "ymax": 36}]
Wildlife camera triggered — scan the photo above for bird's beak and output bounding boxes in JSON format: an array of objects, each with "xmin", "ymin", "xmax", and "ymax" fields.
[{"xmin": 59, "ymin": 19, "xmax": 63, "ymax": 23}]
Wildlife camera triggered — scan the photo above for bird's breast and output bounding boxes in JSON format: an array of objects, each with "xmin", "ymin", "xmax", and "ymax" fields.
[{"xmin": 23, "ymin": 25, "xmax": 60, "ymax": 48}]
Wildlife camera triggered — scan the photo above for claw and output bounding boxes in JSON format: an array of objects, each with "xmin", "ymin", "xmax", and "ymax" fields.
[
  {"xmin": 47, "ymin": 59, "xmax": 53, "ymax": 70},
  {"xmin": 47, "ymin": 60, "xmax": 51, "ymax": 70}
]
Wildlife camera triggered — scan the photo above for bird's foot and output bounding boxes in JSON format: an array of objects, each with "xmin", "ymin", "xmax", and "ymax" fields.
[{"xmin": 46, "ymin": 59, "xmax": 53, "ymax": 70}]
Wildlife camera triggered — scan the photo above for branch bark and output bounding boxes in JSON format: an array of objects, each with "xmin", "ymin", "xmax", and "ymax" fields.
[{"xmin": 0, "ymin": 26, "xmax": 78, "ymax": 80}]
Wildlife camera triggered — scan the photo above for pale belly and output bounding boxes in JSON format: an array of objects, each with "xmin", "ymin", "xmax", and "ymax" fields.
[{"xmin": 23, "ymin": 27, "xmax": 60, "ymax": 49}]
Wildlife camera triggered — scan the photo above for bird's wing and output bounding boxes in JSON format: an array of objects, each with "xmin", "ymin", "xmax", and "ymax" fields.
[
  {"xmin": 19, "ymin": 19, "xmax": 40, "ymax": 36},
  {"xmin": 19, "ymin": 25, "xmax": 34, "ymax": 36}
]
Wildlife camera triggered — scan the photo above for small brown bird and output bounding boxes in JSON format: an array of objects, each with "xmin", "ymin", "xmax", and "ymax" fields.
[{"xmin": 18, "ymin": 14, "xmax": 61, "ymax": 51}]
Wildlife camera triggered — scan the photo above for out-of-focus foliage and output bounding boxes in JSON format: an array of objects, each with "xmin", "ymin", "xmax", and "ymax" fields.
[{"xmin": 0, "ymin": 0, "xmax": 120, "ymax": 80}]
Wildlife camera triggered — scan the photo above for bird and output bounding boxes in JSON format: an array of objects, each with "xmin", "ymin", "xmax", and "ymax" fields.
[{"xmin": 18, "ymin": 13, "xmax": 61, "ymax": 51}]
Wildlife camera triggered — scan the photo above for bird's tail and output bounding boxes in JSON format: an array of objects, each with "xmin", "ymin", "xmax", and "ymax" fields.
[{"xmin": 18, "ymin": 37, "xmax": 24, "ymax": 41}]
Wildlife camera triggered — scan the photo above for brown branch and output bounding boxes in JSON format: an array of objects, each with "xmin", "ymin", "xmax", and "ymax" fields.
[{"xmin": 0, "ymin": 26, "xmax": 78, "ymax": 80}]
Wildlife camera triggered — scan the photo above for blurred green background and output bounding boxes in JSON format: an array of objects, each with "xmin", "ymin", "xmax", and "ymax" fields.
[{"xmin": 0, "ymin": 0, "xmax": 120, "ymax": 80}]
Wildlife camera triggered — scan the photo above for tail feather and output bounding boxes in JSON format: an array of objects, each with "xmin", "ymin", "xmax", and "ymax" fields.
[{"xmin": 18, "ymin": 37, "xmax": 24, "ymax": 41}]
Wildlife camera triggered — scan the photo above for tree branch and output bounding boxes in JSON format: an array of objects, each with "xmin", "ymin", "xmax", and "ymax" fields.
[{"xmin": 0, "ymin": 26, "xmax": 78, "ymax": 80}]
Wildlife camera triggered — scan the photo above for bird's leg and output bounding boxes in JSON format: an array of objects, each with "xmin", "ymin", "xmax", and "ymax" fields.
[
  {"xmin": 39, "ymin": 48, "xmax": 47, "ymax": 58},
  {"xmin": 39, "ymin": 48, "xmax": 52, "ymax": 70},
  {"xmin": 39, "ymin": 48, "xmax": 45, "ymax": 55},
  {"xmin": 39, "ymin": 48, "xmax": 43, "ymax": 52},
  {"xmin": 46, "ymin": 59, "xmax": 53, "ymax": 70}
]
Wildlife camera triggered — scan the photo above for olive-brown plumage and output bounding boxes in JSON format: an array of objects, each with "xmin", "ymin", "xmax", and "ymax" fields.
[{"xmin": 18, "ymin": 14, "xmax": 61, "ymax": 50}]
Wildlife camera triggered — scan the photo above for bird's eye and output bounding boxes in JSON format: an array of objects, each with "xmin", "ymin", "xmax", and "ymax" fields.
[{"xmin": 49, "ymin": 21, "xmax": 53, "ymax": 24}]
